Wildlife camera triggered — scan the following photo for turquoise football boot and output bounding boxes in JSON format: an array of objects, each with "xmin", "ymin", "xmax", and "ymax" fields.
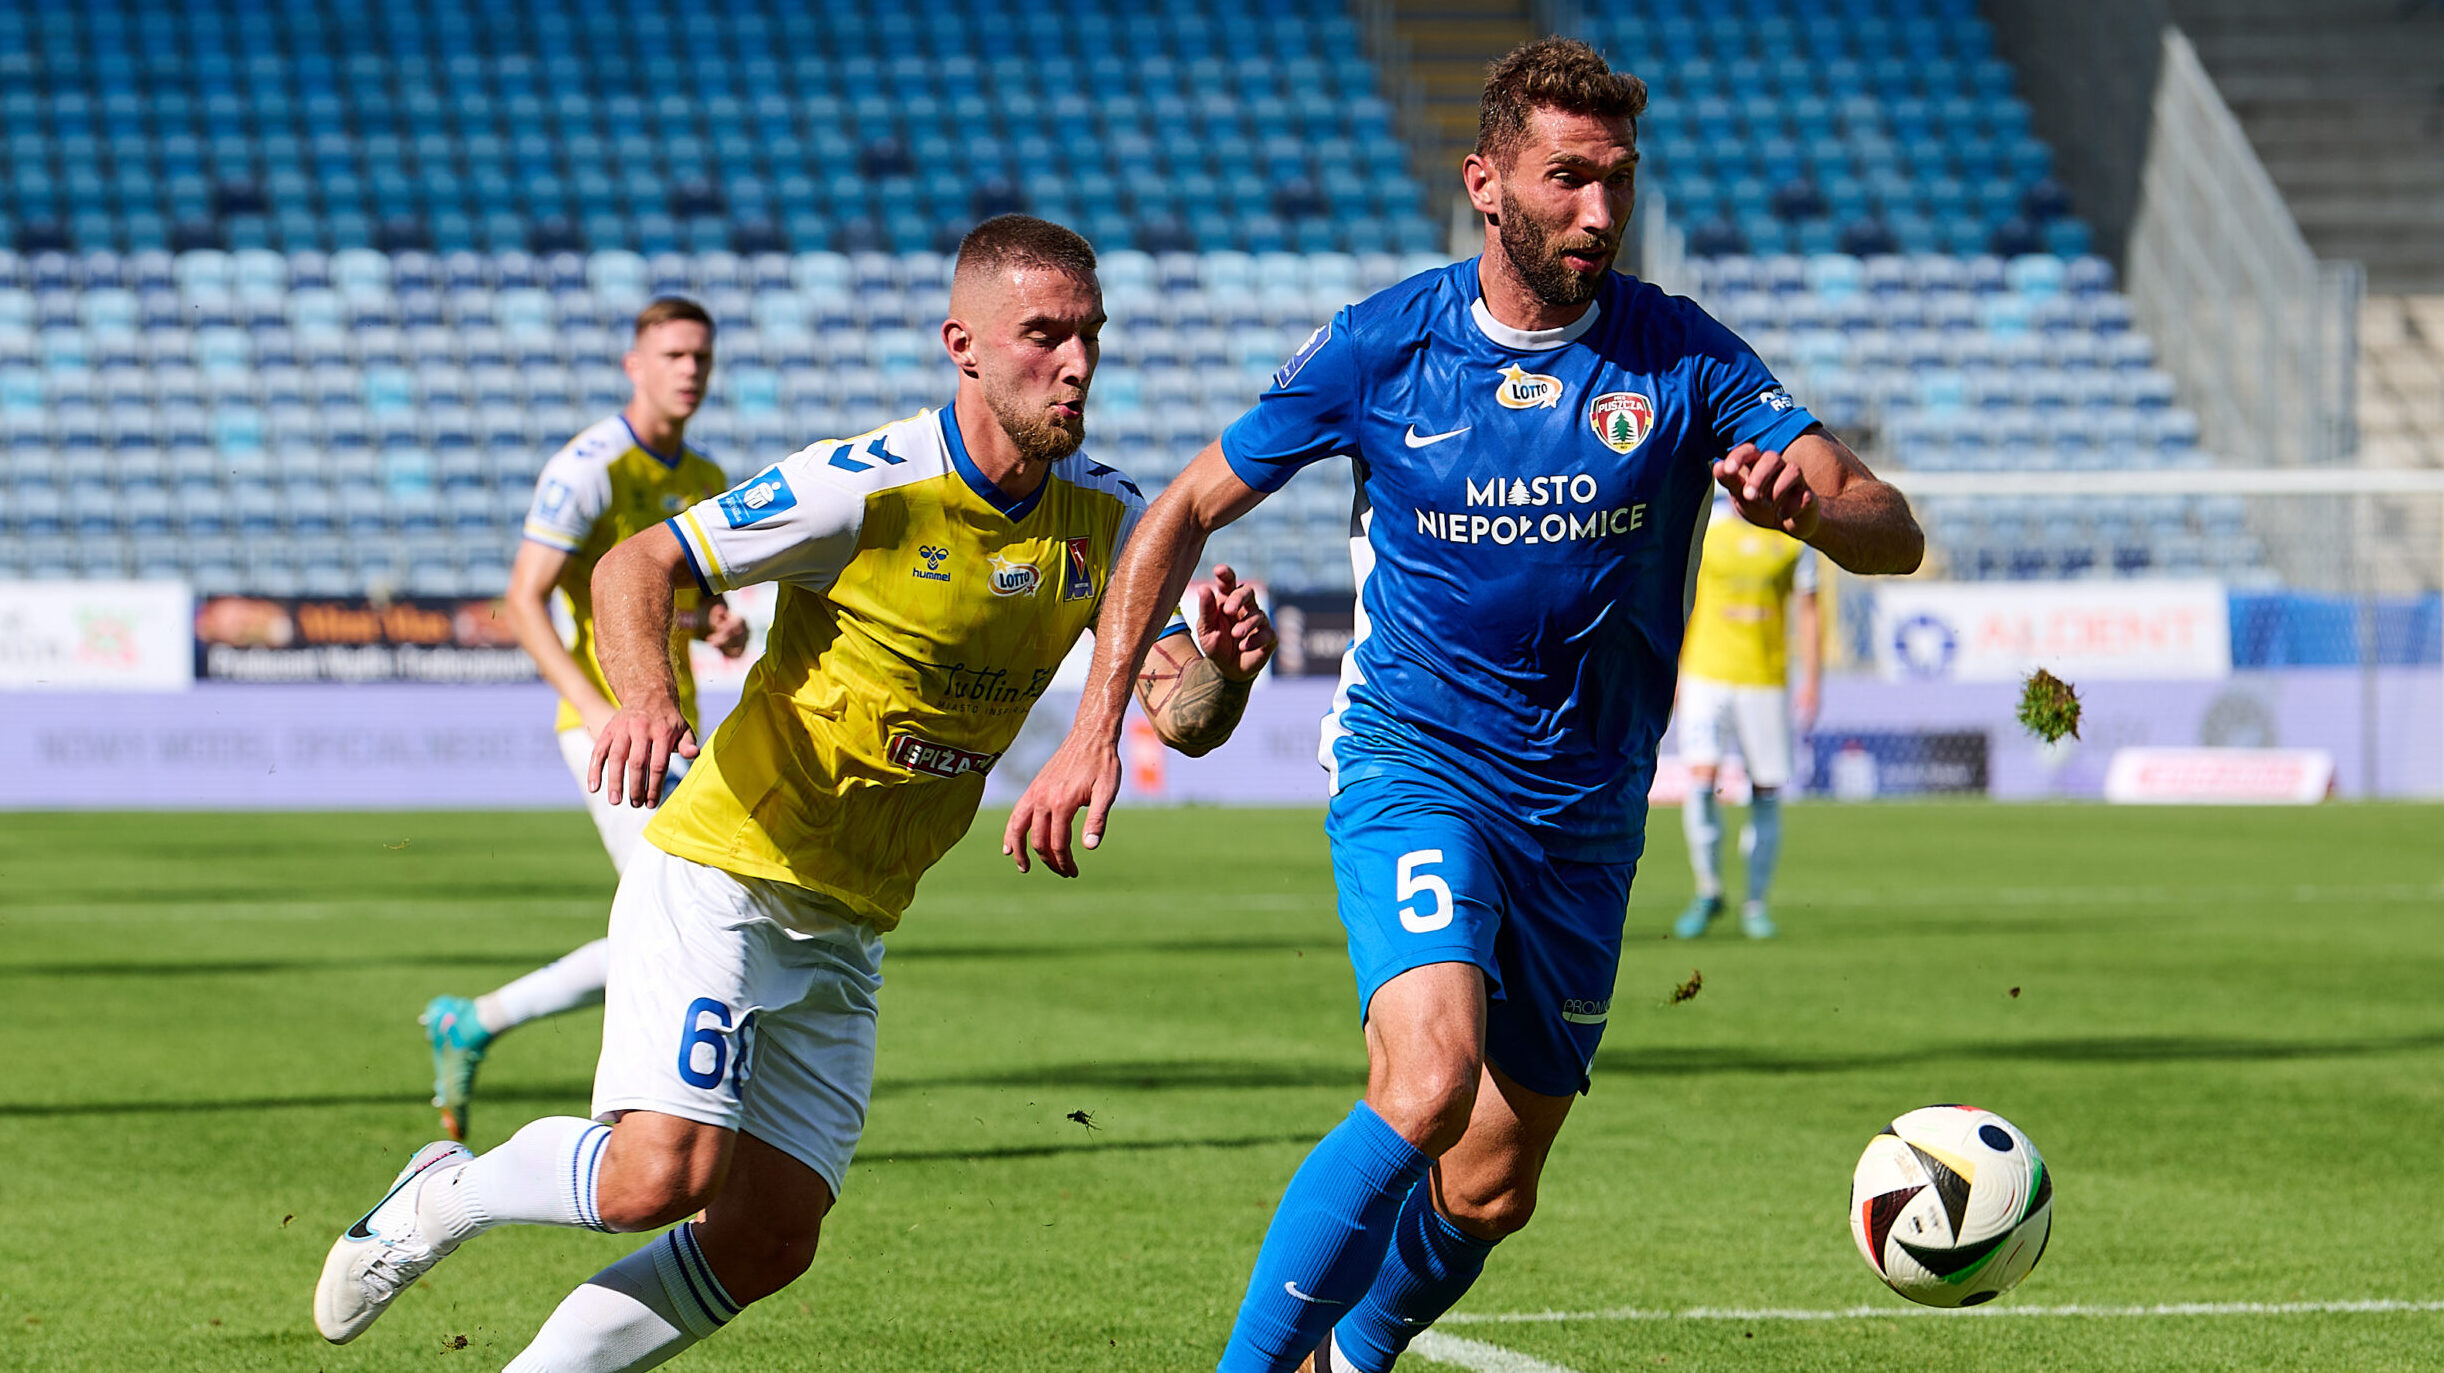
[
  {"xmin": 1673, "ymin": 894, "xmax": 1722, "ymax": 939},
  {"xmin": 418, "ymin": 996, "xmax": 492, "ymax": 1142}
]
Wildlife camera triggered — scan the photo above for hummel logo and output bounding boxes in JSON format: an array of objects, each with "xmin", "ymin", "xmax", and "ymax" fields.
[
  {"xmin": 1403, "ymin": 425, "xmax": 1471, "ymax": 448},
  {"xmin": 1283, "ymin": 1280, "xmax": 1345, "ymax": 1306}
]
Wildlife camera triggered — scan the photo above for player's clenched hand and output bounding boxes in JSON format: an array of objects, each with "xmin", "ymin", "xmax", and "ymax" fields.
[
  {"xmin": 1003, "ymin": 731, "xmax": 1122, "ymax": 878},
  {"xmin": 1715, "ymin": 443, "xmax": 1821, "ymax": 542},
  {"xmin": 589, "ymin": 698, "xmax": 698, "ymax": 808},
  {"xmin": 1195, "ymin": 564, "xmax": 1277, "ymax": 681},
  {"xmin": 703, "ymin": 600, "xmax": 750, "ymax": 658}
]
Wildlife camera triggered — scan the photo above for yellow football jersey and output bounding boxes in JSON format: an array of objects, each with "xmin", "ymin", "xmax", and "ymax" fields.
[
  {"xmin": 523, "ymin": 415, "xmax": 731, "ymax": 733},
  {"xmin": 1682, "ymin": 495, "xmax": 1819, "ymax": 688},
  {"xmin": 649, "ymin": 403, "xmax": 1148, "ymax": 931}
]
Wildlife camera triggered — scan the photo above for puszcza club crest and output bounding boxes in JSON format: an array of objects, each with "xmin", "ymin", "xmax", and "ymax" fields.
[{"xmin": 1588, "ymin": 392, "xmax": 1654, "ymax": 454}]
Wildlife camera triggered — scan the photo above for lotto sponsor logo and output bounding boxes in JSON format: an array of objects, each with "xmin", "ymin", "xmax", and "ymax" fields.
[
  {"xmin": 1494, "ymin": 363, "xmax": 1563, "ymax": 410},
  {"xmin": 987, "ymin": 555, "xmax": 1042, "ymax": 597},
  {"xmin": 1589, "ymin": 392, "xmax": 1654, "ymax": 454}
]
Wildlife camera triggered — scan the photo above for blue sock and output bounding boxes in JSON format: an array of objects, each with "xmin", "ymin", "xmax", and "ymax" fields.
[
  {"xmin": 1743, "ymin": 790, "xmax": 1783, "ymax": 903},
  {"xmin": 1217, "ymin": 1102, "xmax": 1434, "ymax": 1373},
  {"xmin": 1333, "ymin": 1177, "xmax": 1501, "ymax": 1372}
]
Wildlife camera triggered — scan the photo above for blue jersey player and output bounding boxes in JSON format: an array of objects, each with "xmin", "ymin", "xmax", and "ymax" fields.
[{"xmin": 1010, "ymin": 39, "xmax": 1924, "ymax": 1373}]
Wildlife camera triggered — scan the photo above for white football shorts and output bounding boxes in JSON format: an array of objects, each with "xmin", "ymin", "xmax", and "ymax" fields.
[
  {"xmin": 558, "ymin": 726, "xmax": 690, "ymax": 876},
  {"xmin": 593, "ymin": 843, "xmax": 884, "ymax": 1201},
  {"xmin": 1676, "ymin": 674, "xmax": 1795, "ymax": 790}
]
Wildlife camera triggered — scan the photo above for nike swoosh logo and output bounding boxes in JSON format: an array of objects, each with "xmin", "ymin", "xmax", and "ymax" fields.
[
  {"xmin": 344, "ymin": 1155, "xmax": 445, "ymax": 1240},
  {"xmin": 1404, "ymin": 425, "xmax": 1471, "ymax": 448},
  {"xmin": 1283, "ymin": 1280, "xmax": 1344, "ymax": 1306}
]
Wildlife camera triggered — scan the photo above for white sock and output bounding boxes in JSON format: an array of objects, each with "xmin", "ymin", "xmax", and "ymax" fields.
[
  {"xmin": 1743, "ymin": 791, "xmax": 1784, "ymax": 905},
  {"xmin": 423, "ymin": 1116, "xmax": 613, "ymax": 1243},
  {"xmin": 1682, "ymin": 786, "xmax": 1724, "ymax": 899},
  {"xmin": 503, "ymin": 1224, "xmax": 741, "ymax": 1373},
  {"xmin": 479, "ymin": 939, "xmax": 612, "ymax": 1034}
]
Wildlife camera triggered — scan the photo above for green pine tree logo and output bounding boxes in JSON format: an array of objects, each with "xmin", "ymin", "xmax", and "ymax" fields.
[{"xmin": 1610, "ymin": 411, "xmax": 1636, "ymax": 447}]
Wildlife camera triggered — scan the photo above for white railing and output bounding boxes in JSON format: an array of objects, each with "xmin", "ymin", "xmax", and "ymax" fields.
[{"xmin": 2126, "ymin": 26, "xmax": 2361, "ymax": 470}]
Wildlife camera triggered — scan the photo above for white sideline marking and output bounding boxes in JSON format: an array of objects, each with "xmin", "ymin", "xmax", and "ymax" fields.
[
  {"xmin": 1438, "ymin": 1298, "xmax": 2444, "ymax": 1325},
  {"xmin": 1409, "ymin": 1330, "xmax": 1585, "ymax": 1373}
]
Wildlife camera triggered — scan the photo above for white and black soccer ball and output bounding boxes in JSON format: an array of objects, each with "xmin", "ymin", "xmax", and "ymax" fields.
[{"xmin": 1849, "ymin": 1105, "xmax": 2052, "ymax": 1307}]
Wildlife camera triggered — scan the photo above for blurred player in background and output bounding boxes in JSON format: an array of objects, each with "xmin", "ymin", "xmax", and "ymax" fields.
[
  {"xmin": 1007, "ymin": 41, "xmax": 1920, "ymax": 1373},
  {"xmin": 419, "ymin": 296, "xmax": 748, "ymax": 1142},
  {"xmin": 1674, "ymin": 489, "xmax": 1821, "ymax": 940},
  {"xmin": 316, "ymin": 216, "xmax": 1276, "ymax": 1369}
]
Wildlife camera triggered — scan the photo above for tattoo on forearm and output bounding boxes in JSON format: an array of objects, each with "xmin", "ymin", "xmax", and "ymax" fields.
[{"xmin": 1137, "ymin": 650, "xmax": 1251, "ymax": 756}]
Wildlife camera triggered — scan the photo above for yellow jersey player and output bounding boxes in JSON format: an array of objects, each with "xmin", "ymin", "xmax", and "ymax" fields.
[
  {"xmin": 418, "ymin": 297, "xmax": 747, "ymax": 1142},
  {"xmin": 315, "ymin": 215, "xmax": 1278, "ymax": 1368},
  {"xmin": 1674, "ymin": 490, "xmax": 1822, "ymax": 939}
]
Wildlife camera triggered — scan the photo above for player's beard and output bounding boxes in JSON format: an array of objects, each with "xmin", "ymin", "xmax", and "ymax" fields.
[
  {"xmin": 1496, "ymin": 184, "xmax": 1616, "ymax": 309},
  {"xmin": 983, "ymin": 378, "xmax": 1087, "ymax": 463}
]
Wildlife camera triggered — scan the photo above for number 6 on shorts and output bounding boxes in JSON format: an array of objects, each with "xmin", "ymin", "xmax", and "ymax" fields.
[
  {"xmin": 678, "ymin": 997, "xmax": 733, "ymax": 1088},
  {"xmin": 1396, "ymin": 849, "xmax": 1452, "ymax": 933}
]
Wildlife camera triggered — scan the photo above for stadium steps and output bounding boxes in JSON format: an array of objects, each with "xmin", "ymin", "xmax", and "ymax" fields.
[
  {"xmin": 1383, "ymin": 0, "xmax": 1534, "ymax": 197},
  {"xmin": 2171, "ymin": 0, "xmax": 2444, "ymax": 292}
]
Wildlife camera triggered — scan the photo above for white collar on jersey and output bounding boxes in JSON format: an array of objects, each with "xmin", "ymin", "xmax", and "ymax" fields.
[{"xmin": 1469, "ymin": 295, "xmax": 1603, "ymax": 352}]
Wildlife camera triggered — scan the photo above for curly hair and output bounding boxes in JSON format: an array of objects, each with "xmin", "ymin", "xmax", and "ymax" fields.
[{"xmin": 1475, "ymin": 37, "xmax": 1648, "ymax": 164}]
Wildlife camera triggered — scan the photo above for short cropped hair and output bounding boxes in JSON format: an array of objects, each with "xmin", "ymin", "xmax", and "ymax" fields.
[
  {"xmin": 1475, "ymin": 37, "xmax": 1648, "ymax": 164},
  {"xmin": 633, "ymin": 295, "xmax": 714, "ymax": 339},
  {"xmin": 954, "ymin": 214, "xmax": 1098, "ymax": 288}
]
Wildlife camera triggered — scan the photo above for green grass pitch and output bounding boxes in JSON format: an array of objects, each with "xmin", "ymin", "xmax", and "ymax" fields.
[{"xmin": 4, "ymin": 802, "xmax": 2442, "ymax": 1371}]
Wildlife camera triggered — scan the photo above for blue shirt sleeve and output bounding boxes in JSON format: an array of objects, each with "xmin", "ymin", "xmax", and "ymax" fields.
[
  {"xmin": 1218, "ymin": 309, "xmax": 1364, "ymax": 494},
  {"xmin": 1686, "ymin": 308, "xmax": 1820, "ymax": 455}
]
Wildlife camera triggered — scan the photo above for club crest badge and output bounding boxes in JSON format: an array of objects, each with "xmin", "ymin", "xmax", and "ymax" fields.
[
  {"xmin": 1060, "ymin": 536, "xmax": 1096, "ymax": 601},
  {"xmin": 1588, "ymin": 392, "xmax": 1655, "ymax": 454},
  {"xmin": 1494, "ymin": 363, "xmax": 1563, "ymax": 410}
]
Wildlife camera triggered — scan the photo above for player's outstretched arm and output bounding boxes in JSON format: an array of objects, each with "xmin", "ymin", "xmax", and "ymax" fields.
[
  {"xmin": 587, "ymin": 523, "xmax": 701, "ymax": 808},
  {"xmin": 1715, "ymin": 427, "xmax": 1923, "ymax": 575},
  {"xmin": 1133, "ymin": 565, "xmax": 1276, "ymax": 757},
  {"xmin": 1005, "ymin": 441, "xmax": 1270, "ymax": 876}
]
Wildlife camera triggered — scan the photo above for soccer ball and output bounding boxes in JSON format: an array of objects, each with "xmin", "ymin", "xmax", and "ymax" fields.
[{"xmin": 1849, "ymin": 1105, "xmax": 2053, "ymax": 1307}]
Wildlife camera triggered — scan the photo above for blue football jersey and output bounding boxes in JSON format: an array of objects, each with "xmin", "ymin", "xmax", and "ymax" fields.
[{"xmin": 1221, "ymin": 260, "xmax": 1819, "ymax": 859}]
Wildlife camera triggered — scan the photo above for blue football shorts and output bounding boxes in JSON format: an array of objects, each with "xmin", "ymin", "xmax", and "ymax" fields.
[{"xmin": 1327, "ymin": 771, "xmax": 1638, "ymax": 1097}]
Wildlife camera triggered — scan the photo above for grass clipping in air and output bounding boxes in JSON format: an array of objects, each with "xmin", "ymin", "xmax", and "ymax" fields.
[{"xmin": 2018, "ymin": 668, "xmax": 2082, "ymax": 743}]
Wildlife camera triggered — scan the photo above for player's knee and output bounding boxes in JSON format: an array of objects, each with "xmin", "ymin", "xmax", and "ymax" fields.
[
  {"xmin": 1442, "ymin": 1179, "xmax": 1539, "ymax": 1240},
  {"xmin": 1371, "ymin": 1065, "xmax": 1480, "ymax": 1154},
  {"xmin": 700, "ymin": 1216, "xmax": 821, "ymax": 1305},
  {"xmin": 594, "ymin": 1149, "xmax": 725, "ymax": 1232}
]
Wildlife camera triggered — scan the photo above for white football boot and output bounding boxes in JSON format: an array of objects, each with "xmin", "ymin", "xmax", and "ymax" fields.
[{"xmin": 314, "ymin": 1139, "xmax": 472, "ymax": 1343}]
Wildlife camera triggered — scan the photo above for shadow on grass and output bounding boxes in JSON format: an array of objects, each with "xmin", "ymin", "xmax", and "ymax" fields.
[
  {"xmin": 1597, "ymin": 1028, "xmax": 2444, "ymax": 1077},
  {"xmin": 18, "ymin": 1031, "xmax": 2442, "ymax": 1122}
]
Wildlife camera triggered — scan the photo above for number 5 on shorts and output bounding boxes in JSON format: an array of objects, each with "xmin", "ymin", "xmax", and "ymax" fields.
[{"xmin": 1396, "ymin": 849, "xmax": 1452, "ymax": 933}]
